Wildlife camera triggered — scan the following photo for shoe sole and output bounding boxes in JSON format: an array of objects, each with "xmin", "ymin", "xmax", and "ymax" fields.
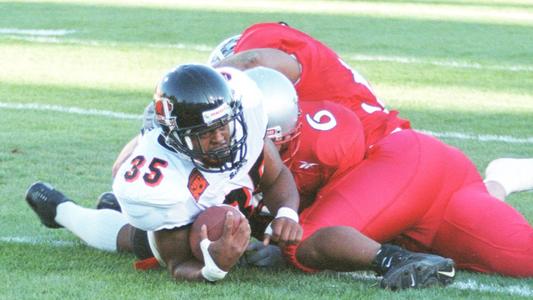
[
  {"xmin": 25, "ymin": 182, "xmax": 64, "ymax": 228},
  {"xmin": 381, "ymin": 258, "xmax": 455, "ymax": 290}
]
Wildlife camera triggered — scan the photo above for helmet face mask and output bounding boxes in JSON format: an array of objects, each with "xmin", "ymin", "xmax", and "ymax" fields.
[
  {"xmin": 267, "ymin": 122, "xmax": 302, "ymax": 164},
  {"xmin": 166, "ymin": 106, "xmax": 246, "ymax": 170},
  {"xmin": 208, "ymin": 34, "xmax": 241, "ymax": 66},
  {"xmin": 154, "ymin": 64, "xmax": 248, "ymax": 173}
]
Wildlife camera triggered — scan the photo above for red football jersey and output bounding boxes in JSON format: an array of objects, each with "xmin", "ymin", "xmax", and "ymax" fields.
[
  {"xmin": 234, "ymin": 22, "xmax": 411, "ymax": 146},
  {"xmin": 285, "ymin": 101, "xmax": 365, "ymax": 209}
]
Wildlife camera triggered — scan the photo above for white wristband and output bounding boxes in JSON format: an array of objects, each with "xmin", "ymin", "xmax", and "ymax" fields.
[
  {"xmin": 264, "ymin": 207, "xmax": 299, "ymax": 236},
  {"xmin": 276, "ymin": 207, "xmax": 299, "ymax": 223},
  {"xmin": 200, "ymin": 239, "xmax": 228, "ymax": 282}
]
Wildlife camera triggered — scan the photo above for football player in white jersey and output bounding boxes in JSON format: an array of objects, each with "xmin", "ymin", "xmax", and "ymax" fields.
[{"xmin": 25, "ymin": 64, "xmax": 302, "ymax": 282}]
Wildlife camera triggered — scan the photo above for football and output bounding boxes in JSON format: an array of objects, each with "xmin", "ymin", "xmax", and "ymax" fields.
[{"xmin": 189, "ymin": 204, "xmax": 244, "ymax": 262}]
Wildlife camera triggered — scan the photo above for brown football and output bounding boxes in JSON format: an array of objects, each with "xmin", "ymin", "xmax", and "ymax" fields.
[{"xmin": 189, "ymin": 204, "xmax": 244, "ymax": 262}]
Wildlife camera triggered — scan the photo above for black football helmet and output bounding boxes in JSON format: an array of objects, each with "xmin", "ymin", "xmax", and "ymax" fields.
[{"xmin": 153, "ymin": 64, "xmax": 248, "ymax": 173}]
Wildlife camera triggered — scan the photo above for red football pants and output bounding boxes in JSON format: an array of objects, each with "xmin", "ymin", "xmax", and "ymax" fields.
[{"xmin": 286, "ymin": 129, "xmax": 533, "ymax": 276}]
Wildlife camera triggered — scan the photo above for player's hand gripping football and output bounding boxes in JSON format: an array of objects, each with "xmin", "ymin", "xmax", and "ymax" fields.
[
  {"xmin": 200, "ymin": 211, "xmax": 251, "ymax": 271},
  {"xmin": 263, "ymin": 215, "xmax": 302, "ymax": 248}
]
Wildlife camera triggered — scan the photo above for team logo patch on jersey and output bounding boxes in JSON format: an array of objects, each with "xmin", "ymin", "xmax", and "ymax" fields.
[{"xmin": 188, "ymin": 168, "xmax": 209, "ymax": 201}]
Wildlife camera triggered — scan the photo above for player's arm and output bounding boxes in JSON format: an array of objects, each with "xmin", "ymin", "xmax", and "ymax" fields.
[
  {"xmin": 259, "ymin": 137, "xmax": 302, "ymax": 247},
  {"xmin": 154, "ymin": 227, "xmax": 204, "ymax": 281},
  {"xmin": 111, "ymin": 135, "xmax": 140, "ymax": 178},
  {"xmin": 112, "ymin": 102, "xmax": 159, "ymax": 178},
  {"xmin": 154, "ymin": 212, "xmax": 250, "ymax": 282},
  {"xmin": 214, "ymin": 48, "xmax": 301, "ymax": 84}
]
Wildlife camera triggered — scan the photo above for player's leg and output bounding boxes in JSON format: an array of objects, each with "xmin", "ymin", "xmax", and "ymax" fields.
[
  {"xmin": 95, "ymin": 191, "xmax": 138, "ymax": 254},
  {"xmin": 96, "ymin": 192, "xmax": 158, "ymax": 269},
  {"xmin": 297, "ymin": 130, "xmax": 458, "ymax": 243},
  {"xmin": 287, "ymin": 226, "xmax": 455, "ymax": 290},
  {"xmin": 484, "ymin": 158, "xmax": 533, "ymax": 201},
  {"xmin": 96, "ymin": 191, "xmax": 122, "ymax": 212},
  {"xmin": 292, "ymin": 226, "xmax": 380, "ymax": 272},
  {"xmin": 483, "ymin": 180, "xmax": 506, "ymax": 201},
  {"xmin": 284, "ymin": 130, "xmax": 456, "ymax": 288},
  {"xmin": 25, "ymin": 182, "xmax": 128, "ymax": 252},
  {"xmin": 91, "ymin": 189, "xmax": 158, "ymax": 266},
  {"xmin": 431, "ymin": 180, "xmax": 533, "ymax": 277}
]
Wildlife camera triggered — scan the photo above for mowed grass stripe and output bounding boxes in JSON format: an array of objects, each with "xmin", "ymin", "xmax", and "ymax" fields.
[
  {"xmin": 7, "ymin": 0, "xmax": 533, "ymax": 25},
  {"xmin": 2, "ymin": 3, "xmax": 533, "ymax": 65},
  {"xmin": 0, "ymin": 43, "xmax": 202, "ymax": 89},
  {"xmin": 1, "ymin": 42, "xmax": 531, "ymax": 100},
  {"xmin": 2, "ymin": 35, "xmax": 532, "ymax": 74}
]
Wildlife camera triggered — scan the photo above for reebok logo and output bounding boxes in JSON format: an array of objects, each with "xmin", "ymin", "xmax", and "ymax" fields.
[{"xmin": 298, "ymin": 161, "xmax": 319, "ymax": 170}]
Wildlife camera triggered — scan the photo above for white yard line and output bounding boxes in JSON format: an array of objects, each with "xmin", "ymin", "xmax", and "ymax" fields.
[
  {"xmin": 453, "ymin": 279, "xmax": 533, "ymax": 298},
  {"xmin": 346, "ymin": 272, "xmax": 533, "ymax": 297},
  {"xmin": 1, "ymin": 33, "xmax": 531, "ymax": 73},
  {"xmin": 349, "ymin": 54, "xmax": 533, "ymax": 73},
  {"xmin": 0, "ymin": 28, "xmax": 76, "ymax": 36},
  {"xmin": 419, "ymin": 130, "xmax": 533, "ymax": 145},
  {"xmin": 1, "ymin": 102, "xmax": 531, "ymax": 144},
  {"xmin": 0, "ymin": 102, "xmax": 140, "ymax": 120},
  {"xmin": 1, "ymin": 35, "xmax": 213, "ymax": 51},
  {"xmin": 0, "ymin": 236, "xmax": 77, "ymax": 247}
]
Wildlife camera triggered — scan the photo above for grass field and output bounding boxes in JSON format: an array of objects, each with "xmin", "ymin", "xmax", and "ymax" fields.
[{"xmin": 1, "ymin": 0, "xmax": 533, "ymax": 299}]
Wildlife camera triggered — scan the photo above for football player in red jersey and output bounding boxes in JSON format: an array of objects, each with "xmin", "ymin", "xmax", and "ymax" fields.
[
  {"xmin": 243, "ymin": 66, "xmax": 533, "ymax": 279},
  {"xmin": 243, "ymin": 67, "xmax": 457, "ymax": 290},
  {"xmin": 211, "ymin": 22, "xmax": 410, "ymax": 148},
  {"xmin": 211, "ymin": 21, "xmax": 529, "ymax": 203}
]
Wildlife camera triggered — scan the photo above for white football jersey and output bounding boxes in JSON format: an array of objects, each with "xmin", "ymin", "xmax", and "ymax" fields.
[{"xmin": 112, "ymin": 67, "xmax": 267, "ymax": 231}]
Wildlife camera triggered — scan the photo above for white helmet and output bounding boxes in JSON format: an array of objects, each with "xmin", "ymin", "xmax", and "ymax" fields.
[
  {"xmin": 245, "ymin": 67, "xmax": 301, "ymax": 162},
  {"xmin": 208, "ymin": 34, "xmax": 241, "ymax": 66}
]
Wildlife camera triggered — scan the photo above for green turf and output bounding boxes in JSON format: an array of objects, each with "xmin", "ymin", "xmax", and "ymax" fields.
[{"xmin": 1, "ymin": 1, "xmax": 533, "ymax": 299}]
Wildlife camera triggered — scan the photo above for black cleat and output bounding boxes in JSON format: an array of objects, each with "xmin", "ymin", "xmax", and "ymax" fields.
[
  {"xmin": 379, "ymin": 251, "xmax": 455, "ymax": 290},
  {"xmin": 25, "ymin": 181, "xmax": 73, "ymax": 229},
  {"xmin": 96, "ymin": 191, "xmax": 121, "ymax": 212}
]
